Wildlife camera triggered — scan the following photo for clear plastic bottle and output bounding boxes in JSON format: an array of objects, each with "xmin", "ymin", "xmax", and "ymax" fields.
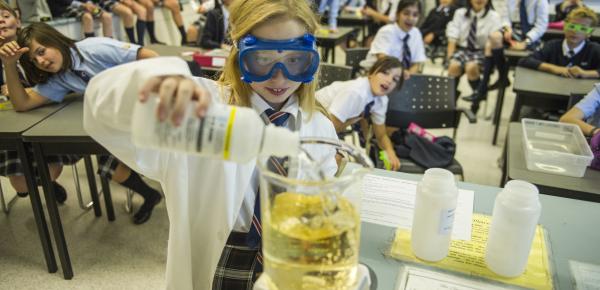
[
  {"xmin": 131, "ymin": 98, "xmax": 300, "ymax": 162},
  {"xmin": 411, "ymin": 168, "xmax": 458, "ymax": 262},
  {"xmin": 485, "ymin": 180, "xmax": 541, "ymax": 277}
]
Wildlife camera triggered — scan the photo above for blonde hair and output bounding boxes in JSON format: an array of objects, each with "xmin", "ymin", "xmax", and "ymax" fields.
[
  {"xmin": 218, "ymin": 0, "xmax": 324, "ymax": 117},
  {"xmin": 566, "ymin": 6, "xmax": 598, "ymax": 27}
]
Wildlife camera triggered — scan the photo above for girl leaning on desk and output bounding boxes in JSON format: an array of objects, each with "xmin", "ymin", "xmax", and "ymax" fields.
[{"xmin": 0, "ymin": 22, "xmax": 162, "ymax": 225}]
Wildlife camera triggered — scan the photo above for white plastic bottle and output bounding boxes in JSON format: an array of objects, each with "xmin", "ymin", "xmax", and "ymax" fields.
[
  {"xmin": 485, "ymin": 180, "xmax": 541, "ymax": 277},
  {"xmin": 131, "ymin": 98, "xmax": 300, "ymax": 162},
  {"xmin": 411, "ymin": 168, "xmax": 458, "ymax": 262}
]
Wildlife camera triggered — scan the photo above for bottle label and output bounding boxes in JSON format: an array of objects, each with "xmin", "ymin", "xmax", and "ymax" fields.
[{"xmin": 438, "ymin": 208, "xmax": 455, "ymax": 235}]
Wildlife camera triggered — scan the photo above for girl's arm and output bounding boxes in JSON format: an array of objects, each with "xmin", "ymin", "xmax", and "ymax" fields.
[
  {"xmin": 446, "ymin": 40, "xmax": 456, "ymax": 60},
  {"xmin": 372, "ymin": 123, "xmax": 400, "ymax": 170},
  {"xmin": 137, "ymin": 48, "xmax": 159, "ymax": 60},
  {"xmin": 560, "ymin": 107, "xmax": 596, "ymax": 135}
]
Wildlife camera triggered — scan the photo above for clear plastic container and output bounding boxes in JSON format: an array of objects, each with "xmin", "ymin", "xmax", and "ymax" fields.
[{"xmin": 521, "ymin": 118, "xmax": 594, "ymax": 177}]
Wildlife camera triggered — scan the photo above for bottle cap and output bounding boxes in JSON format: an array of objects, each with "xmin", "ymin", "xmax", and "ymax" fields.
[
  {"xmin": 422, "ymin": 168, "xmax": 456, "ymax": 190},
  {"xmin": 501, "ymin": 180, "xmax": 539, "ymax": 207},
  {"xmin": 262, "ymin": 125, "xmax": 300, "ymax": 158}
]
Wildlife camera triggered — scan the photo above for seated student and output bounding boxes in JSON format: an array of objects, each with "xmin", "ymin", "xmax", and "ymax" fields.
[
  {"xmin": 420, "ymin": 0, "xmax": 456, "ymax": 46},
  {"xmin": 555, "ymin": 0, "xmax": 584, "ymax": 22},
  {"xmin": 0, "ymin": 1, "xmax": 80, "ymax": 203},
  {"xmin": 341, "ymin": 0, "xmax": 366, "ymax": 13},
  {"xmin": 445, "ymin": 0, "xmax": 501, "ymax": 112},
  {"xmin": 92, "ymin": 0, "xmax": 137, "ymax": 43},
  {"xmin": 560, "ymin": 83, "xmax": 600, "ymax": 138},
  {"xmin": 317, "ymin": 56, "xmax": 402, "ymax": 170},
  {"xmin": 362, "ymin": 0, "xmax": 400, "ymax": 44},
  {"xmin": 47, "ymin": 0, "xmax": 114, "ymax": 38},
  {"xmin": 0, "ymin": 22, "xmax": 162, "ymax": 224},
  {"xmin": 136, "ymin": 0, "xmax": 187, "ymax": 45},
  {"xmin": 318, "ymin": 0, "xmax": 341, "ymax": 32},
  {"xmin": 361, "ymin": 0, "xmax": 425, "ymax": 79},
  {"xmin": 519, "ymin": 7, "xmax": 600, "ymax": 79},
  {"xmin": 199, "ymin": 0, "xmax": 232, "ymax": 49},
  {"xmin": 110, "ymin": 0, "xmax": 148, "ymax": 44}
]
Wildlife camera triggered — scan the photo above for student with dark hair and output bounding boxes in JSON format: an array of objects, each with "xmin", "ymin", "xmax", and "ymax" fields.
[
  {"xmin": 361, "ymin": 0, "xmax": 426, "ymax": 79},
  {"xmin": 0, "ymin": 22, "xmax": 162, "ymax": 224},
  {"xmin": 420, "ymin": 0, "xmax": 456, "ymax": 46},
  {"xmin": 317, "ymin": 56, "xmax": 403, "ymax": 170},
  {"xmin": 555, "ymin": 0, "xmax": 584, "ymax": 22},
  {"xmin": 446, "ymin": 0, "xmax": 501, "ymax": 113},
  {"xmin": 362, "ymin": 0, "xmax": 399, "ymax": 43},
  {"xmin": 199, "ymin": 0, "xmax": 232, "ymax": 49},
  {"xmin": 519, "ymin": 7, "xmax": 600, "ymax": 79}
]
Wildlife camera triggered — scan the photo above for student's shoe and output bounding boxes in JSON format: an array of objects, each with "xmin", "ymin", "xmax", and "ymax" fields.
[
  {"xmin": 53, "ymin": 182, "xmax": 67, "ymax": 204},
  {"xmin": 461, "ymin": 92, "xmax": 480, "ymax": 102},
  {"xmin": 133, "ymin": 192, "xmax": 162, "ymax": 225},
  {"xmin": 488, "ymin": 78, "xmax": 511, "ymax": 91},
  {"xmin": 17, "ymin": 192, "xmax": 28, "ymax": 198},
  {"xmin": 151, "ymin": 40, "xmax": 166, "ymax": 45}
]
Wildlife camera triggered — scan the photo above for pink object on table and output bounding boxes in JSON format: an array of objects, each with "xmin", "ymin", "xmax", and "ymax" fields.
[{"xmin": 548, "ymin": 21, "xmax": 564, "ymax": 30}]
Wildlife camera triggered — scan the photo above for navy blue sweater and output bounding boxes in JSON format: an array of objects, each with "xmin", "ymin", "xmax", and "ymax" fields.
[{"xmin": 518, "ymin": 39, "xmax": 600, "ymax": 75}]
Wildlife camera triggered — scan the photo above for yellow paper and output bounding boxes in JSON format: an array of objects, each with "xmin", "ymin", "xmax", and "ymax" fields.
[
  {"xmin": 0, "ymin": 101, "xmax": 13, "ymax": 111},
  {"xmin": 390, "ymin": 214, "xmax": 553, "ymax": 289}
]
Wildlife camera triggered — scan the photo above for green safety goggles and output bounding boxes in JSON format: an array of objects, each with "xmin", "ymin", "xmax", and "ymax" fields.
[{"xmin": 564, "ymin": 22, "xmax": 594, "ymax": 34}]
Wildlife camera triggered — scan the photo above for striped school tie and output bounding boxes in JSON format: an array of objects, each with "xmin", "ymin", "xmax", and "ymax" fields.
[
  {"xmin": 402, "ymin": 34, "xmax": 411, "ymax": 69},
  {"xmin": 467, "ymin": 16, "xmax": 478, "ymax": 51},
  {"xmin": 566, "ymin": 49, "xmax": 575, "ymax": 67},
  {"xmin": 246, "ymin": 108, "xmax": 291, "ymax": 272},
  {"xmin": 363, "ymin": 100, "xmax": 375, "ymax": 120},
  {"xmin": 519, "ymin": 0, "xmax": 531, "ymax": 39}
]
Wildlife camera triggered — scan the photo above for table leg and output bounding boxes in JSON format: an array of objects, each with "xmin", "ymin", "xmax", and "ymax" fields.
[
  {"xmin": 83, "ymin": 156, "xmax": 101, "ymax": 217},
  {"xmin": 96, "ymin": 156, "xmax": 115, "ymax": 221},
  {"xmin": 492, "ymin": 85, "xmax": 506, "ymax": 145},
  {"xmin": 15, "ymin": 141, "xmax": 57, "ymax": 274},
  {"xmin": 32, "ymin": 143, "xmax": 73, "ymax": 279},
  {"xmin": 331, "ymin": 45, "xmax": 336, "ymax": 63},
  {"xmin": 510, "ymin": 93, "xmax": 523, "ymax": 122}
]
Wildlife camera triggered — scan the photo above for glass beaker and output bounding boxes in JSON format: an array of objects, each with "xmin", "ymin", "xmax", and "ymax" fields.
[{"xmin": 258, "ymin": 138, "xmax": 373, "ymax": 290}]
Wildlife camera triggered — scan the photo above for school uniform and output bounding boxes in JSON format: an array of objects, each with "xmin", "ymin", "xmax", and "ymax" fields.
[
  {"xmin": 368, "ymin": 0, "xmax": 400, "ymax": 36},
  {"xmin": 83, "ymin": 57, "xmax": 339, "ymax": 290},
  {"xmin": 519, "ymin": 39, "xmax": 600, "ymax": 75},
  {"xmin": 199, "ymin": 5, "xmax": 229, "ymax": 49},
  {"xmin": 361, "ymin": 23, "xmax": 426, "ymax": 69},
  {"xmin": 48, "ymin": 0, "xmax": 87, "ymax": 18},
  {"xmin": 316, "ymin": 77, "xmax": 388, "ymax": 126},
  {"xmin": 319, "ymin": 0, "xmax": 341, "ymax": 30},
  {"xmin": 446, "ymin": 8, "xmax": 502, "ymax": 66},
  {"xmin": 92, "ymin": 0, "xmax": 119, "ymax": 12},
  {"xmin": 420, "ymin": 5, "xmax": 456, "ymax": 45},
  {"xmin": 575, "ymin": 83, "xmax": 600, "ymax": 127},
  {"xmin": 501, "ymin": 0, "xmax": 549, "ymax": 45}
]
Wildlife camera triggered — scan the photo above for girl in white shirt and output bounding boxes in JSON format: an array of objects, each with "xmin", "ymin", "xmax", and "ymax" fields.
[
  {"xmin": 83, "ymin": 0, "xmax": 338, "ymax": 289},
  {"xmin": 361, "ymin": 0, "xmax": 426, "ymax": 79},
  {"xmin": 446, "ymin": 0, "xmax": 501, "ymax": 113},
  {"xmin": 317, "ymin": 56, "xmax": 403, "ymax": 170}
]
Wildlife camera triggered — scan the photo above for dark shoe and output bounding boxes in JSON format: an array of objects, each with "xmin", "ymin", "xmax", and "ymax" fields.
[
  {"xmin": 461, "ymin": 92, "xmax": 480, "ymax": 102},
  {"xmin": 17, "ymin": 191, "xmax": 28, "ymax": 198},
  {"xmin": 489, "ymin": 78, "xmax": 511, "ymax": 91},
  {"xmin": 133, "ymin": 193, "xmax": 162, "ymax": 225},
  {"xmin": 150, "ymin": 40, "xmax": 166, "ymax": 45},
  {"xmin": 52, "ymin": 182, "xmax": 67, "ymax": 204}
]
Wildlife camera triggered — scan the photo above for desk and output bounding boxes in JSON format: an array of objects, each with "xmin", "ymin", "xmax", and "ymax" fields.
[
  {"xmin": 0, "ymin": 102, "xmax": 67, "ymax": 274},
  {"xmin": 337, "ymin": 12, "xmax": 372, "ymax": 45},
  {"xmin": 502, "ymin": 122, "xmax": 600, "ymax": 202},
  {"xmin": 146, "ymin": 44, "xmax": 222, "ymax": 78},
  {"xmin": 23, "ymin": 99, "xmax": 115, "ymax": 279},
  {"xmin": 543, "ymin": 28, "xmax": 600, "ymax": 42},
  {"xmin": 511, "ymin": 67, "xmax": 597, "ymax": 122},
  {"xmin": 316, "ymin": 27, "xmax": 358, "ymax": 63},
  {"xmin": 361, "ymin": 168, "xmax": 600, "ymax": 290}
]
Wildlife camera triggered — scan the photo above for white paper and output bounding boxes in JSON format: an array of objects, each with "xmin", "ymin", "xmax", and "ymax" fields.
[
  {"xmin": 396, "ymin": 266, "xmax": 513, "ymax": 290},
  {"xmin": 570, "ymin": 260, "xmax": 600, "ymax": 290},
  {"xmin": 361, "ymin": 174, "xmax": 474, "ymax": 240}
]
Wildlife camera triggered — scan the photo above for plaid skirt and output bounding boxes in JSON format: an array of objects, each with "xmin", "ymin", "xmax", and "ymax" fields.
[
  {"xmin": 59, "ymin": 4, "xmax": 86, "ymax": 19},
  {"xmin": 0, "ymin": 149, "xmax": 120, "ymax": 181},
  {"xmin": 212, "ymin": 232, "xmax": 261, "ymax": 290},
  {"xmin": 96, "ymin": 0, "xmax": 119, "ymax": 11},
  {"xmin": 450, "ymin": 48, "xmax": 485, "ymax": 67}
]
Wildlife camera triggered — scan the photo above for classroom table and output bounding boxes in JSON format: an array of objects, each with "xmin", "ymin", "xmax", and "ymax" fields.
[
  {"xmin": 316, "ymin": 27, "xmax": 359, "ymax": 63},
  {"xmin": 0, "ymin": 102, "xmax": 68, "ymax": 275},
  {"xmin": 146, "ymin": 44, "xmax": 222, "ymax": 78},
  {"xmin": 511, "ymin": 67, "xmax": 597, "ymax": 122},
  {"xmin": 543, "ymin": 28, "xmax": 600, "ymax": 43},
  {"xmin": 361, "ymin": 168, "xmax": 600, "ymax": 290},
  {"xmin": 22, "ymin": 99, "xmax": 116, "ymax": 279},
  {"xmin": 336, "ymin": 11, "xmax": 372, "ymax": 45},
  {"xmin": 501, "ymin": 122, "xmax": 600, "ymax": 203}
]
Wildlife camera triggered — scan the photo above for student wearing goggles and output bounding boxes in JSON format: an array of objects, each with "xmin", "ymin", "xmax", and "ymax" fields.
[
  {"xmin": 564, "ymin": 22, "xmax": 594, "ymax": 34},
  {"xmin": 238, "ymin": 33, "xmax": 320, "ymax": 83}
]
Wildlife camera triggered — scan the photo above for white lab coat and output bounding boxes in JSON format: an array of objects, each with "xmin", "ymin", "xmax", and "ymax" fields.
[{"xmin": 82, "ymin": 57, "xmax": 339, "ymax": 290}]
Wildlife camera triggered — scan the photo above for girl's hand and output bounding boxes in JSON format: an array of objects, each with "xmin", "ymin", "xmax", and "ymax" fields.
[
  {"xmin": 0, "ymin": 41, "xmax": 29, "ymax": 66},
  {"xmin": 139, "ymin": 76, "xmax": 211, "ymax": 126},
  {"xmin": 568, "ymin": 66, "xmax": 584, "ymax": 78},
  {"xmin": 387, "ymin": 151, "xmax": 401, "ymax": 171},
  {"xmin": 1, "ymin": 84, "xmax": 8, "ymax": 96}
]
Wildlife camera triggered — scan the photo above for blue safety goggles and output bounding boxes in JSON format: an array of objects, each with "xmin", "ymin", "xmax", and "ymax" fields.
[{"xmin": 238, "ymin": 34, "xmax": 320, "ymax": 83}]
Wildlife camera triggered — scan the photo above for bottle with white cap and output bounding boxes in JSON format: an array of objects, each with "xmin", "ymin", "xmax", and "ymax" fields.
[
  {"xmin": 131, "ymin": 99, "xmax": 300, "ymax": 162},
  {"xmin": 411, "ymin": 168, "xmax": 458, "ymax": 262},
  {"xmin": 485, "ymin": 180, "xmax": 541, "ymax": 277}
]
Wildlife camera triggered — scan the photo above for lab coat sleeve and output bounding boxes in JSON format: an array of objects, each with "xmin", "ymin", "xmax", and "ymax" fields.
[{"xmin": 83, "ymin": 57, "xmax": 193, "ymax": 182}]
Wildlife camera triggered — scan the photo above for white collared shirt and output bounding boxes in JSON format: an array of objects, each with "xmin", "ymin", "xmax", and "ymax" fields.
[
  {"xmin": 361, "ymin": 24, "xmax": 426, "ymax": 69},
  {"xmin": 446, "ymin": 8, "xmax": 502, "ymax": 50},
  {"xmin": 221, "ymin": 5, "xmax": 229, "ymax": 34},
  {"xmin": 563, "ymin": 39, "xmax": 586, "ymax": 57},
  {"xmin": 316, "ymin": 77, "xmax": 389, "ymax": 125},
  {"xmin": 502, "ymin": 0, "xmax": 549, "ymax": 42}
]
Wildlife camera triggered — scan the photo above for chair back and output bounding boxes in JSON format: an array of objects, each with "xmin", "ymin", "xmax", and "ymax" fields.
[
  {"xmin": 344, "ymin": 47, "xmax": 369, "ymax": 77},
  {"xmin": 567, "ymin": 93, "xmax": 584, "ymax": 110},
  {"xmin": 386, "ymin": 74, "xmax": 459, "ymax": 129},
  {"xmin": 318, "ymin": 63, "xmax": 353, "ymax": 89}
]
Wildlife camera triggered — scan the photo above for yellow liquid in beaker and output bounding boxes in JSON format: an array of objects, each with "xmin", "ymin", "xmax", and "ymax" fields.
[{"xmin": 263, "ymin": 192, "xmax": 360, "ymax": 290}]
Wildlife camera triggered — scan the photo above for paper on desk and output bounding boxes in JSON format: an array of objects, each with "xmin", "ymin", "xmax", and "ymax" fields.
[
  {"xmin": 361, "ymin": 174, "xmax": 474, "ymax": 240},
  {"xmin": 396, "ymin": 266, "xmax": 514, "ymax": 290},
  {"xmin": 570, "ymin": 260, "xmax": 600, "ymax": 290}
]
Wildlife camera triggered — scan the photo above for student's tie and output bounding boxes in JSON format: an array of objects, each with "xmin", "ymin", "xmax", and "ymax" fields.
[
  {"xmin": 363, "ymin": 100, "xmax": 375, "ymax": 120},
  {"xmin": 467, "ymin": 16, "xmax": 478, "ymax": 51},
  {"xmin": 246, "ymin": 108, "xmax": 291, "ymax": 272},
  {"xmin": 519, "ymin": 0, "xmax": 531, "ymax": 39},
  {"xmin": 566, "ymin": 49, "xmax": 575, "ymax": 67},
  {"xmin": 402, "ymin": 34, "xmax": 411, "ymax": 69},
  {"xmin": 72, "ymin": 70, "xmax": 91, "ymax": 83}
]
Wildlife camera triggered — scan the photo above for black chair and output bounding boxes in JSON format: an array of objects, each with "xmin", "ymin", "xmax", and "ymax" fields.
[
  {"xmin": 344, "ymin": 47, "xmax": 369, "ymax": 78},
  {"xmin": 568, "ymin": 93, "xmax": 584, "ymax": 110},
  {"xmin": 376, "ymin": 74, "xmax": 477, "ymax": 180},
  {"xmin": 318, "ymin": 63, "xmax": 353, "ymax": 89}
]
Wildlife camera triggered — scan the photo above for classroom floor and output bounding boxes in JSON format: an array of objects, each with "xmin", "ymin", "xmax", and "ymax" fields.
[{"xmin": 0, "ymin": 49, "xmax": 517, "ymax": 289}]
